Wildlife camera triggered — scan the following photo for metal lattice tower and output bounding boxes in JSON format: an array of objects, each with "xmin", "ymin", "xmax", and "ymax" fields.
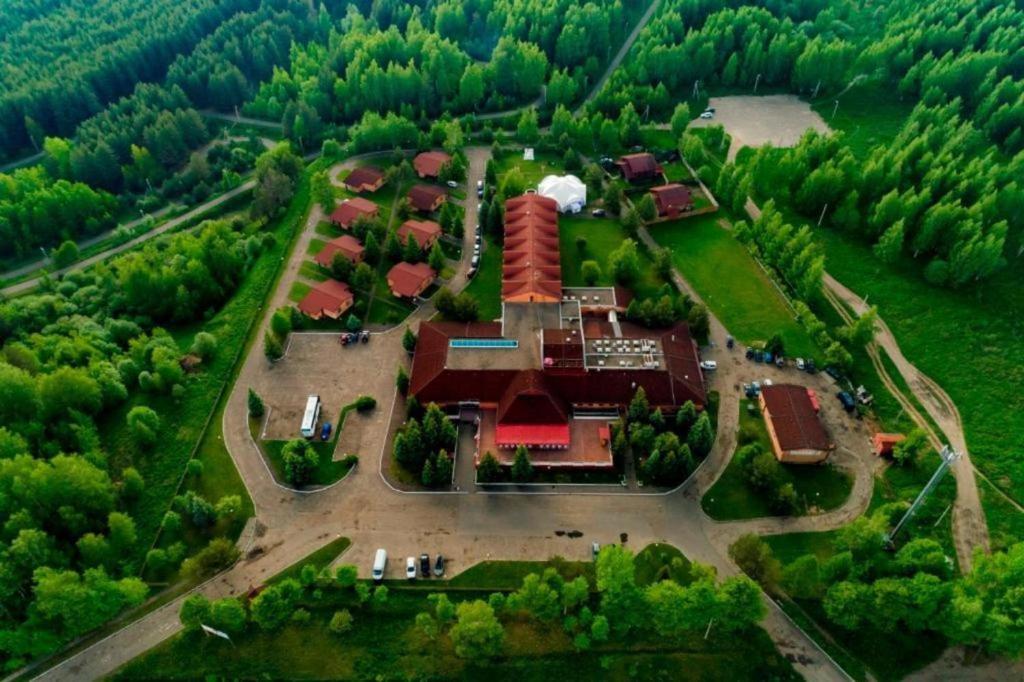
[{"xmin": 885, "ymin": 445, "xmax": 960, "ymax": 546}]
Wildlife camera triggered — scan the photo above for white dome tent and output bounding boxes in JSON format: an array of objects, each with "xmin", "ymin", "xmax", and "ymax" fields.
[{"xmin": 537, "ymin": 174, "xmax": 587, "ymax": 214}]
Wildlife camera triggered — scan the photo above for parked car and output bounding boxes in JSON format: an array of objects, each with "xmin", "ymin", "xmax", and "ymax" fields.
[
  {"xmin": 592, "ymin": 542, "xmax": 601, "ymax": 559},
  {"xmin": 744, "ymin": 383, "xmax": 759, "ymax": 398},
  {"xmin": 476, "ymin": 180, "xmax": 484, "ymax": 198},
  {"xmin": 775, "ymin": 356, "xmax": 785, "ymax": 368},
  {"xmin": 467, "ymin": 267, "xmax": 477, "ymax": 278},
  {"xmin": 704, "ymin": 107, "xmax": 716, "ymax": 113},
  {"xmin": 764, "ymin": 352, "xmax": 773, "ymax": 364},
  {"xmin": 699, "ymin": 111, "xmax": 714, "ymax": 119},
  {"xmin": 745, "ymin": 347, "xmax": 755, "ymax": 360},
  {"xmin": 433, "ymin": 554, "xmax": 445, "ymax": 577},
  {"xmin": 751, "ymin": 381, "xmax": 762, "ymax": 395},
  {"xmin": 592, "ymin": 208, "xmax": 606, "ymax": 217},
  {"xmin": 795, "ymin": 357, "xmax": 806, "ymax": 371},
  {"xmin": 837, "ymin": 391, "xmax": 856, "ymax": 412},
  {"xmin": 806, "ymin": 359, "xmax": 817, "ymax": 374},
  {"xmin": 763, "ymin": 378, "xmax": 773, "ymax": 387},
  {"xmin": 320, "ymin": 422, "xmax": 332, "ymax": 441},
  {"xmin": 825, "ymin": 366, "xmax": 843, "ymax": 381},
  {"xmin": 406, "ymin": 557, "xmax": 417, "ymax": 580},
  {"xmin": 360, "ymin": 330, "xmax": 370, "ymax": 343},
  {"xmin": 700, "ymin": 360, "xmax": 717, "ymax": 371},
  {"xmin": 855, "ymin": 385, "xmax": 874, "ymax": 405},
  {"xmin": 340, "ymin": 333, "xmax": 351, "ymax": 346},
  {"xmin": 726, "ymin": 335, "xmax": 734, "ymax": 349},
  {"xmin": 753, "ymin": 350, "xmax": 763, "ymax": 363},
  {"xmin": 372, "ymin": 549, "xmax": 387, "ymax": 582},
  {"xmin": 446, "ymin": 180, "xmax": 458, "ymax": 188},
  {"xmin": 420, "ymin": 554, "xmax": 431, "ymax": 578},
  {"xmin": 471, "ymin": 255, "xmax": 479, "ymax": 268}
]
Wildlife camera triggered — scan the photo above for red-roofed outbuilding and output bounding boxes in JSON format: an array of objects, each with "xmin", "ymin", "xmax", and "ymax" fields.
[
  {"xmin": 407, "ymin": 184, "xmax": 447, "ymax": 213},
  {"xmin": 343, "ymin": 166, "xmax": 385, "ymax": 193},
  {"xmin": 650, "ymin": 183, "xmax": 694, "ymax": 217},
  {"xmin": 413, "ymin": 151, "xmax": 452, "ymax": 178},
  {"xmin": 759, "ymin": 384, "xmax": 835, "ymax": 463},
  {"xmin": 502, "ymin": 194, "xmax": 562, "ymax": 303},
  {"xmin": 397, "ymin": 219, "xmax": 442, "ymax": 250}
]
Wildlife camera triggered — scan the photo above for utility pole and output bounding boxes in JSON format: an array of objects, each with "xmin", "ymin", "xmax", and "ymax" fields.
[
  {"xmin": 753, "ymin": 73, "xmax": 761, "ymax": 93},
  {"xmin": 817, "ymin": 202, "xmax": 828, "ymax": 227},
  {"xmin": 812, "ymin": 80, "xmax": 821, "ymax": 99},
  {"xmin": 832, "ymin": 100, "xmax": 840, "ymax": 120},
  {"xmin": 692, "ymin": 80, "xmax": 700, "ymax": 99},
  {"xmin": 885, "ymin": 445, "xmax": 960, "ymax": 547}
]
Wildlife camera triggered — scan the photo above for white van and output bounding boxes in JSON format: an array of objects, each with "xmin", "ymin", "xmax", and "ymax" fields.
[
  {"xmin": 299, "ymin": 395, "xmax": 321, "ymax": 438},
  {"xmin": 372, "ymin": 549, "xmax": 387, "ymax": 582}
]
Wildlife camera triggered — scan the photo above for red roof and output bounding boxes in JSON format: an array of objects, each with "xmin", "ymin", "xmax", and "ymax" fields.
[
  {"xmin": 617, "ymin": 153, "xmax": 662, "ymax": 181},
  {"xmin": 387, "ymin": 261, "xmax": 436, "ymax": 298},
  {"xmin": 413, "ymin": 151, "xmax": 451, "ymax": 178},
  {"xmin": 761, "ymin": 384, "xmax": 832, "ymax": 452},
  {"xmin": 297, "ymin": 279, "xmax": 354, "ymax": 319},
  {"xmin": 650, "ymin": 184, "xmax": 693, "ymax": 215},
  {"xmin": 502, "ymin": 194, "xmax": 562, "ymax": 303},
  {"xmin": 315, "ymin": 234, "xmax": 365, "ymax": 267},
  {"xmin": 329, "ymin": 197, "xmax": 379, "ymax": 228},
  {"xmin": 344, "ymin": 166, "xmax": 384, "ymax": 191},
  {"xmin": 495, "ymin": 423, "xmax": 571, "ymax": 447},
  {"xmin": 408, "ymin": 321, "xmax": 706, "ymax": 411},
  {"xmin": 407, "ymin": 184, "xmax": 447, "ymax": 212},
  {"xmin": 398, "ymin": 219, "xmax": 442, "ymax": 248}
]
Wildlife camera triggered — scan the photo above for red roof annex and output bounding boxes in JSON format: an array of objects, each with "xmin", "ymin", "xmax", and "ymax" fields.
[
  {"xmin": 413, "ymin": 151, "xmax": 451, "ymax": 178},
  {"xmin": 386, "ymin": 261, "xmax": 436, "ymax": 298},
  {"xmin": 329, "ymin": 197, "xmax": 379, "ymax": 228},
  {"xmin": 502, "ymin": 194, "xmax": 562, "ymax": 303},
  {"xmin": 315, "ymin": 234, "xmax": 365, "ymax": 266}
]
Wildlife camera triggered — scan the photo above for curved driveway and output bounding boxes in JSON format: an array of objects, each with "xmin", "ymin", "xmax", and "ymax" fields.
[{"xmin": 33, "ymin": 147, "xmax": 875, "ymax": 682}]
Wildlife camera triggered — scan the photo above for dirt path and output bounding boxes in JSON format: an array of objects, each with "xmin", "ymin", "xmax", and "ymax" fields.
[
  {"xmin": 201, "ymin": 110, "xmax": 284, "ymax": 130},
  {"xmin": 574, "ymin": 0, "xmax": 663, "ymax": 113}
]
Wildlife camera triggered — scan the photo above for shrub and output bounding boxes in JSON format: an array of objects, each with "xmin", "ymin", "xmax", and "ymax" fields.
[
  {"xmin": 329, "ymin": 609, "xmax": 354, "ymax": 634},
  {"xmin": 180, "ymin": 538, "xmax": 240, "ymax": 582},
  {"xmin": 354, "ymin": 395, "xmax": 377, "ymax": 412},
  {"xmin": 189, "ymin": 332, "xmax": 217, "ymax": 360}
]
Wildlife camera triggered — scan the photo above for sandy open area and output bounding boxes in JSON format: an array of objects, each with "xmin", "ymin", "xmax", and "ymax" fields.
[{"xmin": 690, "ymin": 94, "xmax": 831, "ymax": 160}]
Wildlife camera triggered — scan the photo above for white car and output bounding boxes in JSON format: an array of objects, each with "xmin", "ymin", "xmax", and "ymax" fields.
[
  {"xmin": 700, "ymin": 360, "xmax": 717, "ymax": 371},
  {"xmin": 763, "ymin": 378, "xmax": 773, "ymax": 387},
  {"xmin": 406, "ymin": 557, "xmax": 417, "ymax": 580},
  {"xmin": 699, "ymin": 111, "xmax": 714, "ymax": 119},
  {"xmin": 446, "ymin": 180, "xmax": 458, "ymax": 188},
  {"xmin": 795, "ymin": 357, "xmax": 806, "ymax": 371}
]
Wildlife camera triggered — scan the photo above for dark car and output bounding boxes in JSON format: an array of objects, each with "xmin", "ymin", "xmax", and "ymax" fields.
[
  {"xmin": 726, "ymin": 335, "xmax": 735, "ymax": 349},
  {"xmin": 754, "ymin": 350, "xmax": 764, "ymax": 363},
  {"xmin": 745, "ymin": 347, "xmax": 754, "ymax": 360},
  {"xmin": 825, "ymin": 366, "xmax": 843, "ymax": 381},
  {"xmin": 433, "ymin": 554, "xmax": 445, "ymax": 577},
  {"xmin": 837, "ymin": 391, "xmax": 856, "ymax": 412},
  {"xmin": 420, "ymin": 553, "xmax": 431, "ymax": 578},
  {"xmin": 340, "ymin": 333, "xmax": 351, "ymax": 346},
  {"xmin": 320, "ymin": 422, "xmax": 332, "ymax": 441}
]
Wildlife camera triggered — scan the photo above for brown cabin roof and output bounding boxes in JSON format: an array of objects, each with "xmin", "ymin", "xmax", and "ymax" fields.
[
  {"xmin": 315, "ymin": 235, "xmax": 365, "ymax": 267},
  {"xmin": 344, "ymin": 166, "xmax": 384, "ymax": 190},
  {"xmin": 297, "ymin": 279, "xmax": 353, "ymax": 318},
  {"xmin": 407, "ymin": 184, "xmax": 447, "ymax": 212},
  {"xmin": 761, "ymin": 384, "xmax": 832, "ymax": 452},
  {"xmin": 413, "ymin": 151, "xmax": 451, "ymax": 177},
  {"xmin": 616, "ymin": 153, "xmax": 662, "ymax": 180},
  {"xmin": 330, "ymin": 197, "xmax": 379, "ymax": 228},
  {"xmin": 398, "ymin": 219, "xmax": 442, "ymax": 248},
  {"xmin": 387, "ymin": 261, "xmax": 436, "ymax": 298},
  {"xmin": 650, "ymin": 183, "xmax": 693, "ymax": 213}
]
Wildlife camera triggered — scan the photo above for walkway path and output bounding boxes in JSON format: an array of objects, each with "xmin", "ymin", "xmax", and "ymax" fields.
[
  {"xmin": 1, "ymin": 181, "xmax": 256, "ymax": 297},
  {"xmin": 201, "ymin": 110, "xmax": 284, "ymax": 130},
  {"xmin": 36, "ymin": 150, "xmax": 871, "ymax": 682}
]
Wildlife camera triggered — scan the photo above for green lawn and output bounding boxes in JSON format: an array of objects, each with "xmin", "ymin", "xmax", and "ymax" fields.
[
  {"xmin": 559, "ymin": 215, "xmax": 667, "ymax": 299},
  {"xmin": 463, "ymin": 235, "xmax": 503, "ymax": 321},
  {"xmin": 810, "ymin": 80, "xmax": 914, "ymax": 160},
  {"xmin": 813, "ymin": 229, "xmax": 1024, "ymax": 506},
  {"xmin": 114, "ymin": 546, "xmax": 797, "ymax": 681},
  {"xmin": 648, "ymin": 214, "xmax": 818, "ymax": 358},
  {"xmin": 702, "ymin": 399, "xmax": 852, "ymax": 520},
  {"xmin": 491, "ymin": 150, "xmax": 565, "ymax": 189},
  {"xmin": 288, "ymin": 280, "xmax": 311, "ymax": 302},
  {"xmin": 306, "ymin": 237, "xmax": 327, "ymax": 255}
]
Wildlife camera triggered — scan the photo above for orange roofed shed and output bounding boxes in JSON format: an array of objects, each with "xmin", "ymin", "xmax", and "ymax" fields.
[
  {"xmin": 315, "ymin": 234, "xmax": 365, "ymax": 267},
  {"xmin": 501, "ymin": 194, "xmax": 562, "ymax": 303}
]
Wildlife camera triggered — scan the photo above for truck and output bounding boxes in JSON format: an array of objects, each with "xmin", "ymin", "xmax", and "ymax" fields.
[{"xmin": 299, "ymin": 395, "xmax": 321, "ymax": 438}]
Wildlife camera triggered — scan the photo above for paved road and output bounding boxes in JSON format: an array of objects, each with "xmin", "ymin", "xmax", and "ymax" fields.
[
  {"xmin": 575, "ymin": 0, "xmax": 662, "ymax": 113},
  {"xmin": 1, "ymin": 181, "xmax": 256, "ymax": 297},
  {"xmin": 36, "ymin": 149, "xmax": 866, "ymax": 682}
]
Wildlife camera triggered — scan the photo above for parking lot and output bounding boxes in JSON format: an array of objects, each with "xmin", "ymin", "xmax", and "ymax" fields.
[
  {"xmin": 256, "ymin": 332, "xmax": 401, "ymax": 460},
  {"xmin": 691, "ymin": 95, "xmax": 831, "ymax": 160}
]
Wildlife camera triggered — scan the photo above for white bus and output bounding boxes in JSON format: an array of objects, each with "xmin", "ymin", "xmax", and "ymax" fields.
[{"xmin": 300, "ymin": 395, "xmax": 321, "ymax": 438}]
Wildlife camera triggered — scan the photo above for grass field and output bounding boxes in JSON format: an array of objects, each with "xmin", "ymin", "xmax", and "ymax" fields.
[
  {"xmin": 702, "ymin": 399, "xmax": 852, "ymax": 520},
  {"xmin": 810, "ymin": 80, "xmax": 914, "ymax": 160},
  {"xmin": 491, "ymin": 150, "xmax": 565, "ymax": 189},
  {"xmin": 114, "ymin": 546, "xmax": 797, "ymax": 681},
  {"xmin": 463, "ymin": 235, "xmax": 503, "ymax": 321},
  {"xmin": 813, "ymin": 229, "xmax": 1024, "ymax": 505},
  {"xmin": 648, "ymin": 214, "xmax": 818, "ymax": 358},
  {"xmin": 559, "ymin": 215, "xmax": 668, "ymax": 299}
]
